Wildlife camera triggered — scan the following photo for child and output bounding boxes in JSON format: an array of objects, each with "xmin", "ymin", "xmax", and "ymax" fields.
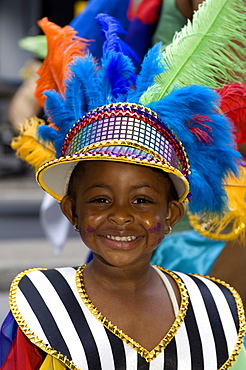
[{"xmin": 1, "ymin": 2, "xmax": 246, "ymax": 368}]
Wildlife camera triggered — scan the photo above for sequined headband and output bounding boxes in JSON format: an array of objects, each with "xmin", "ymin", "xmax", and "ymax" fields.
[{"xmin": 61, "ymin": 103, "xmax": 190, "ymax": 177}]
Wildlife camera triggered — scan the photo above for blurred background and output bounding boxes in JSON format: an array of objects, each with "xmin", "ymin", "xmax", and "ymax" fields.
[{"xmin": 0, "ymin": 0, "xmax": 90, "ymax": 324}]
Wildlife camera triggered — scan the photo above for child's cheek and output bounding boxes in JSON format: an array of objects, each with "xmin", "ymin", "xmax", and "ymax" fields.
[
  {"xmin": 147, "ymin": 222, "xmax": 162, "ymax": 233},
  {"xmin": 87, "ymin": 225, "xmax": 95, "ymax": 234},
  {"xmin": 80, "ymin": 224, "xmax": 95, "ymax": 239},
  {"xmin": 147, "ymin": 222, "xmax": 164, "ymax": 248}
]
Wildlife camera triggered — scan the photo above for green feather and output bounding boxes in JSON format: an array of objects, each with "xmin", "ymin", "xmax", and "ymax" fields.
[{"xmin": 140, "ymin": 0, "xmax": 246, "ymax": 105}]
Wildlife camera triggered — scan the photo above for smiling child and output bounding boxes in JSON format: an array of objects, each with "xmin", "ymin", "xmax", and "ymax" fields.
[{"xmin": 1, "ymin": 3, "xmax": 246, "ymax": 369}]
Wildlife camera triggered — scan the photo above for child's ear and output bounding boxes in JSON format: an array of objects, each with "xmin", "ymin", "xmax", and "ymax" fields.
[
  {"xmin": 60, "ymin": 195, "xmax": 78, "ymax": 226},
  {"xmin": 165, "ymin": 201, "xmax": 184, "ymax": 228}
]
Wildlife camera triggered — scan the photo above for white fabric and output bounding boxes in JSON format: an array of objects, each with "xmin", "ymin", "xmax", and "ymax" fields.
[
  {"xmin": 40, "ymin": 193, "xmax": 70, "ymax": 254},
  {"xmin": 176, "ymin": 272, "xmax": 218, "ymax": 370},
  {"xmin": 195, "ymin": 275, "xmax": 238, "ymax": 353},
  {"xmin": 27, "ymin": 269, "xmax": 88, "ymax": 368}
]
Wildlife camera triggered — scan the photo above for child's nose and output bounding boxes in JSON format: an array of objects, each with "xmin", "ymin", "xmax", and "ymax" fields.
[{"xmin": 107, "ymin": 204, "xmax": 134, "ymax": 225}]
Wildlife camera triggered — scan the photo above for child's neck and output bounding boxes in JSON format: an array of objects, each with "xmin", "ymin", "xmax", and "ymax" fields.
[{"xmin": 84, "ymin": 257, "xmax": 154, "ymax": 293}]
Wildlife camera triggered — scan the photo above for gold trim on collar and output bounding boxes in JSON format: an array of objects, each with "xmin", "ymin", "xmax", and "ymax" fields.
[
  {"xmin": 75, "ymin": 264, "xmax": 189, "ymax": 362},
  {"xmin": 9, "ymin": 267, "xmax": 245, "ymax": 369}
]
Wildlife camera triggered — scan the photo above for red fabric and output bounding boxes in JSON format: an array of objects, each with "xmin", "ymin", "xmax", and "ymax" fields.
[
  {"xmin": 127, "ymin": 0, "xmax": 162, "ymax": 24},
  {"xmin": 1, "ymin": 328, "xmax": 43, "ymax": 370}
]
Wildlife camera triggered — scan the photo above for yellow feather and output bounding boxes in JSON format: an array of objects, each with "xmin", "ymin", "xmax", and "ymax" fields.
[
  {"xmin": 188, "ymin": 165, "xmax": 246, "ymax": 242},
  {"xmin": 11, "ymin": 117, "xmax": 56, "ymax": 171}
]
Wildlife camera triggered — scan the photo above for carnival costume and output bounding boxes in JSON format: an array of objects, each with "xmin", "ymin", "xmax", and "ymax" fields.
[{"xmin": 1, "ymin": 0, "xmax": 246, "ymax": 368}]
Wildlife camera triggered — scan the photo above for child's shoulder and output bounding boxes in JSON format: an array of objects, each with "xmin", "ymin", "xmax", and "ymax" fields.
[
  {"xmin": 9, "ymin": 266, "xmax": 78, "ymax": 315},
  {"xmin": 155, "ymin": 265, "xmax": 245, "ymax": 326},
  {"xmin": 10, "ymin": 266, "xmax": 77, "ymax": 293}
]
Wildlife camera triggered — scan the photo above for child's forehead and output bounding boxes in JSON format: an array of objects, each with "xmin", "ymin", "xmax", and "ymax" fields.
[
  {"xmin": 72, "ymin": 160, "xmax": 170, "ymax": 189},
  {"xmin": 76, "ymin": 160, "xmax": 166, "ymax": 177}
]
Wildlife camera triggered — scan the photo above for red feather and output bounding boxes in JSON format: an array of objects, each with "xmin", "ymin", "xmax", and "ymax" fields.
[
  {"xmin": 35, "ymin": 18, "xmax": 90, "ymax": 107},
  {"xmin": 187, "ymin": 115, "xmax": 213, "ymax": 144},
  {"xmin": 216, "ymin": 82, "xmax": 246, "ymax": 146}
]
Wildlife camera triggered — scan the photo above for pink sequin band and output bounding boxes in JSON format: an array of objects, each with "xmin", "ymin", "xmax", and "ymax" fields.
[{"xmin": 61, "ymin": 103, "xmax": 189, "ymax": 176}]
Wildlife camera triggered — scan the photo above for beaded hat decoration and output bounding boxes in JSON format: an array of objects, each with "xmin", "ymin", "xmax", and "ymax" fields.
[{"xmin": 12, "ymin": 0, "xmax": 246, "ymax": 219}]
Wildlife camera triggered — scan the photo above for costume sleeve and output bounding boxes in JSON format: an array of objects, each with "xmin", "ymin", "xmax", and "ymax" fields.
[
  {"xmin": 0, "ymin": 311, "xmax": 18, "ymax": 367},
  {"xmin": 39, "ymin": 354, "xmax": 66, "ymax": 370},
  {"xmin": 0, "ymin": 311, "xmax": 43, "ymax": 370}
]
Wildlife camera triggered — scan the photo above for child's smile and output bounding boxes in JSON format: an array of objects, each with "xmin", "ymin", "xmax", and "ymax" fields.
[{"xmin": 62, "ymin": 160, "xmax": 183, "ymax": 267}]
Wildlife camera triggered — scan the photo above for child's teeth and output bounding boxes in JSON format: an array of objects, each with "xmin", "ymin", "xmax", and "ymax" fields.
[{"xmin": 106, "ymin": 235, "xmax": 137, "ymax": 241}]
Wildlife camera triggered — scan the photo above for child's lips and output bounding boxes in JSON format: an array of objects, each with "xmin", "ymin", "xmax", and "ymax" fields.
[{"xmin": 100, "ymin": 234, "xmax": 142, "ymax": 250}]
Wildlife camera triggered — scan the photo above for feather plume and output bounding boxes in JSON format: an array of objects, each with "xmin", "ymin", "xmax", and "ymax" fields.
[
  {"xmin": 147, "ymin": 85, "xmax": 240, "ymax": 214},
  {"xmin": 95, "ymin": 13, "xmax": 136, "ymax": 100},
  {"xmin": 101, "ymin": 52, "xmax": 136, "ymax": 100},
  {"xmin": 217, "ymin": 82, "xmax": 246, "ymax": 147},
  {"xmin": 95, "ymin": 13, "xmax": 140, "ymax": 67},
  {"xmin": 35, "ymin": 17, "xmax": 90, "ymax": 107},
  {"xmin": 39, "ymin": 54, "xmax": 103, "ymax": 155},
  {"xmin": 127, "ymin": 43, "xmax": 164, "ymax": 103},
  {"xmin": 188, "ymin": 162, "xmax": 246, "ymax": 241},
  {"xmin": 11, "ymin": 117, "xmax": 55, "ymax": 171},
  {"xmin": 140, "ymin": 0, "xmax": 246, "ymax": 105},
  {"xmin": 66, "ymin": 54, "xmax": 102, "ymax": 113}
]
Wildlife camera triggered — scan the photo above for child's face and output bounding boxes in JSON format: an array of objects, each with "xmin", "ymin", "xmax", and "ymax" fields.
[{"xmin": 61, "ymin": 161, "xmax": 183, "ymax": 267}]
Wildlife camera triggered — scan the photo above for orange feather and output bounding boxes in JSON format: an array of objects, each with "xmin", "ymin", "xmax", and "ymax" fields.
[{"xmin": 35, "ymin": 17, "xmax": 90, "ymax": 107}]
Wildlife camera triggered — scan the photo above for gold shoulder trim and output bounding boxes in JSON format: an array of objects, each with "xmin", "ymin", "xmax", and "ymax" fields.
[
  {"xmin": 76, "ymin": 264, "xmax": 189, "ymax": 362},
  {"xmin": 9, "ymin": 268, "xmax": 80, "ymax": 370}
]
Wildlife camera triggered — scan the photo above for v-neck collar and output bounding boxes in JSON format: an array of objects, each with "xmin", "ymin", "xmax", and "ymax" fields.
[{"xmin": 75, "ymin": 264, "xmax": 189, "ymax": 362}]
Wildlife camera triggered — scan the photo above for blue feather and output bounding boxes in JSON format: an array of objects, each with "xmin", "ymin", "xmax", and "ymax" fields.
[
  {"xmin": 38, "ymin": 125, "xmax": 58, "ymax": 144},
  {"xmin": 96, "ymin": 13, "xmax": 140, "ymax": 68},
  {"xmin": 95, "ymin": 13, "xmax": 126, "ymax": 53},
  {"xmin": 147, "ymin": 85, "xmax": 240, "ymax": 214},
  {"xmin": 127, "ymin": 43, "xmax": 164, "ymax": 103},
  {"xmin": 65, "ymin": 54, "xmax": 103, "ymax": 115},
  {"xmin": 41, "ymin": 90, "xmax": 75, "ymax": 155},
  {"xmin": 102, "ymin": 52, "xmax": 136, "ymax": 100}
]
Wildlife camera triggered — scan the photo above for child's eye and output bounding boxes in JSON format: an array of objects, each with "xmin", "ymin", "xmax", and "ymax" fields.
[
  {"xmin": 90, "ymin": 198, "xmax": 110, "ymax": 203},
  {"xmin": 133, "ymin": 198, "xmax": 153, "ymax": 204}
]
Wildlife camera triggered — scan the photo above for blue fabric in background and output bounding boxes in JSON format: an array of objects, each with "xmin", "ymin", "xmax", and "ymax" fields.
[
  {"xmin": 70, "ymin": 0, "xmax": 131, "ymax": 60},
  {"xmin": 151, "ymin": 230, "xmax": 225, "ymax": 275}
]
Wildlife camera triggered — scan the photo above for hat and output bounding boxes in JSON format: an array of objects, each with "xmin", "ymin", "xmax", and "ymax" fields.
[
  {"xmin": 36, "ymin": 102, "xmax": 190, "ymax": 202},
  {"xmin": 12, "ymin": 0, "xmax": 246, "ymax": 218}
]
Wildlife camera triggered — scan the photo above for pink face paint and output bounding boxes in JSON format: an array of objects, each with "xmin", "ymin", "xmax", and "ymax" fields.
[
  {"xmin": 148, "ymin": 222, "xmax": 161, "ymax": 233},
  {"xmin": 87, "ymin": 225, "xmax": 95, "ymax": 234}
]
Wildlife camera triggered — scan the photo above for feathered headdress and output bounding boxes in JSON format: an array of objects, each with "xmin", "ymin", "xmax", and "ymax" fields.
[
  {"xmin": 188, "ymin": 82, "xmax": 246, "ymax": 241},
  {"xmin": 11, "ymin": 0, "xmax": 245, "ymax": 223}
]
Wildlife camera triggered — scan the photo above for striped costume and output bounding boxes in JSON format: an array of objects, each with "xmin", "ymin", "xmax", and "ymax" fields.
[{"xmin": 1, "ymin": 265, "xmax": 245, "ymax": 370}]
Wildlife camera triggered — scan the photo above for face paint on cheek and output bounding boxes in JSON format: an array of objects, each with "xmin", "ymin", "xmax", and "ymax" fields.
[
  {"xmin": 79, "ymin": 223, "xmax": 95, "ymax": 239},
  {"xmin": 147, "ymin": 222, "xmax": 164, "ymax": 249},
  {"xmin": 87, "ymin": 225, "xmax": 95, "ymax": 234},
  {"xmin": 148, "ymin": 222, "xmax": 162, "ymax": 233}
]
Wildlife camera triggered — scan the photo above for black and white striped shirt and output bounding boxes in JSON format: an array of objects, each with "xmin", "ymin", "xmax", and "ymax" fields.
[{"xmin": 9, "ymin": 265, "xmax": 245, "ymax": 370}]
